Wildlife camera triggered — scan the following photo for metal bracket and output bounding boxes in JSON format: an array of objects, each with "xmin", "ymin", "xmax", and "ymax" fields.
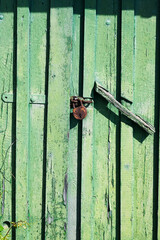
[
  {"xmin": 1, "ymin": 93, "xmax": 46, "ymax": 104},
  {"xmin": 1, "ymin": 93, "xmax": 13, "ymax": 103}
]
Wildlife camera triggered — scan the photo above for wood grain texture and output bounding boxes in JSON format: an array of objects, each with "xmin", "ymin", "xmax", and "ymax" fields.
[
  {"xmin": 121, "ymin": 2, "xmax": 134, "ymax": 238},
  {"xmin": 28, "ymin": 0, "xmax": 48, "ymax": 238},
  {"xmin": 0, "ymin": 0, "xmax": 14, "ymax": 232},
  {"xmin": 0, "ymin": 1, "xmax": 159, "ymax": 240},
  {"xmin": 81, "ymin": 1, "xmax": 96, "ymax": 239},
  {"xmin": 121, "ymin": 1, "xmax": 157, "ymax": 239},
  {"xmin": 67, "ymin": 1, "xmax": 83, "ymax": 239},
  {"xmin": 92, "ymin": 1, "xmax": 118, "ymax": 238},
  {"xmin": 45, "ymin": 1, "xmax": 73, "ymax": 239},
  {"xmin": 16, "ymin": 1, "xmax": 30, "ymax": 239},
  {"xmin": 132, "ymin": 1, "xmax": 156, "ymax": 238},
  {"xmin": 80, "ymin": 1, "xmax": 118, "ymax": 239}
]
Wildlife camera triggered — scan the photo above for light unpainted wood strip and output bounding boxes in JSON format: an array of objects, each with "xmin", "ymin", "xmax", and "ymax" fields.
[{"xmin": 95, "ymin": 81, "xmax": 155, "ymax": 134}]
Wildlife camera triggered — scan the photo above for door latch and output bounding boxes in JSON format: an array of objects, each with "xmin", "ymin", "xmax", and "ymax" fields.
[
  {"xmin": 95, "ymin": 81, "xmax": 155, "ymax": 135},
  {"xmin": 70, "ymin": 96, "xmax": 93, "ymax": 120}
]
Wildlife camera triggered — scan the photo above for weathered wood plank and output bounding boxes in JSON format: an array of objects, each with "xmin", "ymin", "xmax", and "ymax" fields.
[
  {"xmin": 81, "ymin": 1, "xmax": 96, "ymax": 239},
  {"xmin": 132, "ymin": 1, "xmax": 156, "ymax": 238},
  {"xmin": 154, "ymin": 2, "xmax": 160, "ymax": 239},
  {"xmin": 158, "ymin": 115, "xmax": 160, "ymax": 239},
  {"xmin": 95, "ymin": 82, "xmax": 155, "ymax": 134},
  {"xmin": 121, "ymin": 1, "xmax": 134, "ymax": 239},
  {"xmin": 92, "ymin": 1, "xmax": 118, "ymax": 238},
  {"xmin": 45, "ymin": 1, "xmax": 73, "ymax": 239},
  {"xmin": 67, "ymin": 1, "xmax": 83, "ymax": 239},
  {"xmin": 28, "ymin": 0, "xmax": 48, "ymax": 238},
  {"xmin": 0, "ymin": 0, "xmax": 14, "ymax": 232},
  {"xmin": 16, "ymin": 1, "xmax": 30, "ymax": 238}
]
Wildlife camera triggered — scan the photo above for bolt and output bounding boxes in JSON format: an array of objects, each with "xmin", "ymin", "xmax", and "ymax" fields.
[
  {"xmin": 106, "ymin": 19, "xmax": 111, "ymax": 26},
  {"xmin": 0, "ymin": 15, "xmax": 4, "ymax": 21}
]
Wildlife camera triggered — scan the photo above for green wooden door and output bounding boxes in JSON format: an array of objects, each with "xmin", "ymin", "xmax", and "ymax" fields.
[{"xmin": 0, "ymin": 0, "xmax": 159, "ymax": 239}]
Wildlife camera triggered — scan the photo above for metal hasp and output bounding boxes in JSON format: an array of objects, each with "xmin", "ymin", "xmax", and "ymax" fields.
[
  {"xmin": 70, "ymin": 96, "xmax": 92, "ymax": 120},
  {"xmin": 95, "ymin": 81, "xmax": 155, "ymax": 135}
]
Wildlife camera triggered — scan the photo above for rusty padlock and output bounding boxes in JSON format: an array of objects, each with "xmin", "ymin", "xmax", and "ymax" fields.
[{"xmin": 73, "ymin": 99, "xmax": 87, "ymax": 120}]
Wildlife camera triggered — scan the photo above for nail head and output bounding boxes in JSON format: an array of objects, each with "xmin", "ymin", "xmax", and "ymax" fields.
[
  {"xmin": 106, "ymin": 19, "xmax": 111, "ymax": 26},
  {"xmin": 0, "ymin": 15, "xmax": 4, "ymax": 20}
]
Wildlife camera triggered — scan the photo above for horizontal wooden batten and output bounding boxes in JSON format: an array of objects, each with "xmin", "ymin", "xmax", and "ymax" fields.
[{"xmin": 1, "ymin": 93, "xmax": 46, "ymax": 104}]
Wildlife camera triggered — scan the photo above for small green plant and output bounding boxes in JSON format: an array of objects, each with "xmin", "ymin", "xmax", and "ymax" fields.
[{"xmin": 0, "ymin": 221, "xmax": 29, "ymax": 240}]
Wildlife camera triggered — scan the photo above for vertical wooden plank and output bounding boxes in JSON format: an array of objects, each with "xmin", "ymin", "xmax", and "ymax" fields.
[
  {"xmin": 121, "ymin": 1, "xmax": 134, "ymax": 103},
  {"xmin": 121, "ymin": 2, "xmax": 157, "ymax": 239},
  {"xmin": 121, "ymin": 1, "xmax": 134, "ymax": 239},
  {"xmin": 45, "ymin": 1, "xmax": 73, "ymax": 239},
  {"xmin": 81, "ymin": 1, "xmax": 96, "ymax": 239},
  {"xmin": 158, "ymin": 113, "xmax": 160, "ymax": 239},
  {"xmin": 16, "ymin": 1, "xmax": 30, "ymax": 238},
  {"xmin": 28, "ymin": 0, "xmax": 48, "ymax": 238},
  {"xmin": 132, "ymin": 1, "xmax": 156, "ymax": 238},
  {"xmin": 92, "ymin": 0, "xmax": 118, "ymax": 239},
  {"xmin": 155, "ymin": 2, "xmax": 160, "ymax": 239},
  {"xmin": 0, "ymin": 0, "xmax": 14, "ymax": 228},
  {"xmin": 67, "ymin": 1, "xmax": 83, "ymax": 239}
]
